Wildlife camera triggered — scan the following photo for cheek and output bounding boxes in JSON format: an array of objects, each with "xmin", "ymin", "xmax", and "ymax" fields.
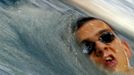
[
  {"xmin": 111, "ymin": 39, "xmax": 123, "ymax": 53},
  {"xmin": 111, "ymin": 40, "xmax": 128, "ymax": 60},
  {"xmin": 89, "ymin": 53, "xmax": 103, "ymax": 64}
]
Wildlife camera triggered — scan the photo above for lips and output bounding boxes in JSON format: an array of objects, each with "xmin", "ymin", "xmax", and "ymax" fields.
[{"xmin": 103, "ymin": 55, "xmax": 117, "ymax": 70}]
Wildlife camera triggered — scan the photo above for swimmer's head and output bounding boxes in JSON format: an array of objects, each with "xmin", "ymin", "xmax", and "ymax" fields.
[{"xmin": 74, "ymin": 17, "xmax": 132, "ymax": 73}]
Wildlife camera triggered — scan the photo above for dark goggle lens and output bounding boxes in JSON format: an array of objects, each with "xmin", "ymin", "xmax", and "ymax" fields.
[
  {"xmin": 81, "ymin": 32, "xmax": 115, "ymax": 55},
  {"xmin": 81, "ymin": 41, "xmax": 95, "ymax": 55},
  {"xmin": 99, "ymin": 32, "xmax": 115, "ymax": 43}
]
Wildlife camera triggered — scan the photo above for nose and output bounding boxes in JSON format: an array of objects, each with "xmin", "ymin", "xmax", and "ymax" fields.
[{"xmin": 95, "ymin": 41, "xmax": 109, "ymax": 57}]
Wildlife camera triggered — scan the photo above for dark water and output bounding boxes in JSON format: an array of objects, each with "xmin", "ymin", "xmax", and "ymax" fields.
[{"xmin": 0, "ymin": 0, "xmax": 134, "ymax": 75}]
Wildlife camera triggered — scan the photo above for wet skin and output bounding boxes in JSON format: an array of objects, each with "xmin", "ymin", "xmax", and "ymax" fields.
[{"xmin": 76, "ymin": 19, "xmax": 132, "ymax": 72}]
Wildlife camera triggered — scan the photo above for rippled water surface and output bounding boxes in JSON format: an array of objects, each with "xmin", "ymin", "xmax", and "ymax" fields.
[{"xmin": 0, "ymin": 0, "xmax": 134, "ymax": 75}]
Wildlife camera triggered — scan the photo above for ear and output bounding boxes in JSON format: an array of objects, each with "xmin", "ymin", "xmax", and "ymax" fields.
[{"xmin": 122, "ymin": 39, "xmax": 132, "ymax": 59}]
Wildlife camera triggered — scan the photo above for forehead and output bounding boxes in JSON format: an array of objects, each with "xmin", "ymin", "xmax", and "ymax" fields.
[{"xmin": 76, "ymin": 19, "xmax": 112, "ymax": 42}]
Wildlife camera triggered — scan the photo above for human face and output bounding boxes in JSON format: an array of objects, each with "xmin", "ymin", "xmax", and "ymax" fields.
[{"xmin": 76, "ymin": 19, "xmax": 130, "ymax": 72}]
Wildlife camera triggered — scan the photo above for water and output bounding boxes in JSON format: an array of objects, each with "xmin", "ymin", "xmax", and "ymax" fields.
[{"xmin": 0, "ymin": 0, "xmax": 134, "ymax": 75}]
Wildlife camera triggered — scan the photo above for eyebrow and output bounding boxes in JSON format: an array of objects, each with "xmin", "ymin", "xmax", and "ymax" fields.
[
  {"xmin": 97, "ymin": 29, "xmax": 110, "ymax": 35},
  {"xmin": 80, "ymin": 39, "xmax": 92, "ymax": 45},
  {"xmin": 80, "ymin": 29, "xmax": 110, "ymax": 43}
]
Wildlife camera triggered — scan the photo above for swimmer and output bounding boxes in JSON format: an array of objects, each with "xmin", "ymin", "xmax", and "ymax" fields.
[{"xmin": 74, "ymin": 17, "xmax": 134, "ymax": 75}]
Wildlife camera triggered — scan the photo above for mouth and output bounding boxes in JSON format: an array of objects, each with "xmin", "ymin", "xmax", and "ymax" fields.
[{"xmin": 103, "ymin": 55, "xmax": 117, "ymax": 70}]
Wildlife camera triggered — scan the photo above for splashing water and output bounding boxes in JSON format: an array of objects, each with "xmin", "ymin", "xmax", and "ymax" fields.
[{"xmin": 0, "ymin": 0, "xmax": 134, "ymax": 75}]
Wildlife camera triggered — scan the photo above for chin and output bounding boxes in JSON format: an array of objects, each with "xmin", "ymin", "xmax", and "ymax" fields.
[{"xmin": 94, "ymin": 63, "xmax": 116, "ymax": 74}]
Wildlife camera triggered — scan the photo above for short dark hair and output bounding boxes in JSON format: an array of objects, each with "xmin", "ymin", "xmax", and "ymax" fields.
[
  {"xmin": 72, "ymin": 17, "xmax": 97, "ymax": 33},
  {"xmin": 73, "ymin": 17, "xmax": 114, "ymax": 33},
  {"xmin": 76, "ymin": 17, "xmax": 96, "ymax": 29}
]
